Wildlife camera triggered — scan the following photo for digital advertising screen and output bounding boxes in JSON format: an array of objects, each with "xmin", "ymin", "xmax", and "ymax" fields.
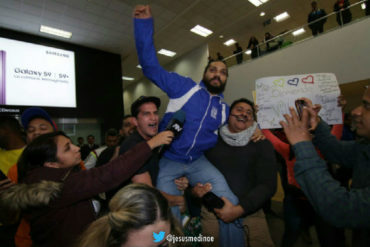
[{"xmin": 0, "ymin": 37, "xmax": 76, "ymax": 108}]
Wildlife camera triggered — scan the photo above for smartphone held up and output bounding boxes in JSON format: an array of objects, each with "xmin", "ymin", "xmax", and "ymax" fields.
[{"xmin": 295, "ymin": 99, "xmax": 307, "ymax": 120}]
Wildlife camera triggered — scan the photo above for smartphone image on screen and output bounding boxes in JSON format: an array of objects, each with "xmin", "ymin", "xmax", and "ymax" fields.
[
  {"xmin": 295, "ymin": 100, "xmax": 306, "ymax": 119},
  {"xmin": 0, "ymin": 50, "xmax": 6, "ymax": 105}
]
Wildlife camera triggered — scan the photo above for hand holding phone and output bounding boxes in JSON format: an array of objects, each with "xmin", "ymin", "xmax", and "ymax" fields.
[
  {"xmin": 295, "ymin": 99, "xmax": 307, "ymax": 120},
  {"xmin": 202, "ymin": 192, "xmax": 225, "ymax": 211},
  {"xmin": 0, "ymin": 171, "xmax": 14, "ymax": 192}
]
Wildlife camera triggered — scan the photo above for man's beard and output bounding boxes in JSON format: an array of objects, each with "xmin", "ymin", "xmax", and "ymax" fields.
[{"xmin": 203, "ymin": 76, "xmax": 226, "ymax": 94}]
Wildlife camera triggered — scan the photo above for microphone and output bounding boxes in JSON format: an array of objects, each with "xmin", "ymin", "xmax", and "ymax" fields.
[{"xmin": 158, "ymin": 110, "xmax": 186, "ymax": 155}]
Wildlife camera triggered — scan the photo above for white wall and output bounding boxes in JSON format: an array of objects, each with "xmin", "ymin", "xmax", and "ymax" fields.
[
  {"xmin": 123, "ymin": 43, "xmax": 209, "ymax": 116},
  {"xmin": 224, "ymin": 17, "xmax": 370, "ymax": 104}
]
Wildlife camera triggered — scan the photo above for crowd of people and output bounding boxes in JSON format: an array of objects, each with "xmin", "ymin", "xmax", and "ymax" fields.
[
  {"xmin": 0, "ymin": 3, "xmax": 369, "ymax": 247},
  {"xmin": 220, "ymin": 0, "xmax": 367, "ymax": 65}
]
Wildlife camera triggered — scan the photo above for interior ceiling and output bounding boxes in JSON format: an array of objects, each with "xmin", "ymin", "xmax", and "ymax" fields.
[{"xmin": 0, "ymin": 0, "xmax": 343, "ymax": 87}]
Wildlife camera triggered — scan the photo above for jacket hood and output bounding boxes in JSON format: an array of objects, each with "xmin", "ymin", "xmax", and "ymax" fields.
[{"xmin": 0, "ymin": 180, "xmax": 62, "ymax": 223}]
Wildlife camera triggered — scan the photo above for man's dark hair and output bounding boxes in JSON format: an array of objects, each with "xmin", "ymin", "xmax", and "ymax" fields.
[
  {"xmin": 230, "ymin": 98, "xmax": 256, "ymax": 120},
  {"xmin": 203, "ymin": 59, "xmax": 228, "ymax": 76},
  {"xmin": 123, "ymin": 115, "xmax": 133, "ymax": 121},
  {"xmin": 87, "ymin": 134, "xmax": 94, "ymax": 139},
  {"xmin": 131, "ymin": 96, "xmax": 160, "ymax": 118},
  {"xmin": 105, "ymin": 128, "xmax": 118, "ymax": 138}
]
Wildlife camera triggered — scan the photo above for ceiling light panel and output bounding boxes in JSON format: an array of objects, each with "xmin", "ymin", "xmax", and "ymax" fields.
[
  {"xmin": 122, "ymin": 76, "xmax": 134, "ymax": 81},
  {"xmin": 40, "ymin": 25, "xmax": 72, "ymax": 39},
  {"xmin": 274, "ymin": 12, "xmax": 290, "ymax": 22},
  {"xmin": 224, "ymin": 39, "xmax": 236, "ymax": 46},
  {"xmin": 292, "ymin": 28, "xmax": 305, "ymax": 36},
  {"xmin": 158, "ymin": 49, "xmax": 176, "ymax": 57},
  {"xmin": 248, "ymin": 0, "xmax": 269, "ymax": 7},
  {"xmin": 190, "ymin": 25, "xmax": 213, "ymax": 37}
]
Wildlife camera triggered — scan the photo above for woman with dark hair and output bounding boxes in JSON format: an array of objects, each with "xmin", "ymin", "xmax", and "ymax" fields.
[
  {"xmin": 0, "ymin": 130, "xmax": 173, "ymax": 247},
  {"xmin": 79, "ymin": 183, "xmax": 182, "ymax": 247}
]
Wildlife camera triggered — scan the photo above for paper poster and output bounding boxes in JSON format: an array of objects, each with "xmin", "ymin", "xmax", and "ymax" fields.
[{"xmin": 256, "ymin": 73, "xmax": 342, "ymax": 129}]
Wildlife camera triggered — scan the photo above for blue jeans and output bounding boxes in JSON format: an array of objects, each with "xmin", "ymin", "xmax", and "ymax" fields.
[{"xmin": 157, "ymin": 155, "xmax": 245, "ymax": 247}]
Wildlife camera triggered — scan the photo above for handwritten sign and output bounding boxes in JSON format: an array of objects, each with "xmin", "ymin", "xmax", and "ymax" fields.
[{"xmin": 256, "ymin": 73, "xmax": 342, "ymax": 129}]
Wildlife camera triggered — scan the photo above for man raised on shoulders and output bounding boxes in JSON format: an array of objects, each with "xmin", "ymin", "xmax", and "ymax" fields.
[{"xmin": 133, "ymin": 5, "xmax": 247, "ymax": 246}]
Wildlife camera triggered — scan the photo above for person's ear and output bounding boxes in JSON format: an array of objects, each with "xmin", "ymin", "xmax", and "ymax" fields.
[
  {"xmin": 132, "ymin": 117, "xmax": 139, "ymax": 127},
  {"xmin": 44, "ymin": 162, "xmax": 61, "ymax": 168}
]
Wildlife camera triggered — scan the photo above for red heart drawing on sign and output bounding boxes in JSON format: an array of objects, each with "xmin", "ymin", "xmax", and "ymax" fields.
[{"xmin": 302, "ymin": 75, "xmax": 314, "ymax": 84}]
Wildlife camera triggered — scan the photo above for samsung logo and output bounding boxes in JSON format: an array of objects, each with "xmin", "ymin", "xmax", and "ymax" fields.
[{"xmin": 46, "ymin": 50, "xmax": 69, "ymax": 58}]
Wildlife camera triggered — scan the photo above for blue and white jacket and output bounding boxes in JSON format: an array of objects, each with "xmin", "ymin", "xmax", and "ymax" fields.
[{"xmin": 134, "ymin": 18, "xmax": 229, "ymax": 163}]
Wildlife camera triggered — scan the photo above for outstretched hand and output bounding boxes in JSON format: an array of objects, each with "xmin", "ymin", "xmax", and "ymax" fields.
[
  {"xmin": 254, "ymin": 104, "xmax": 259, "ymax": 113},
  {"xmin": 174, "ymin": 177, "xmax": 189, "ymax": 191},
  {"xmin": 279, "ymin": 107, "xmax": 312, "ymax": 145},
  {"xmin": 251, "ymin": 127, "xmax": 266, "ymax": 142},
  {"xmin": 147, "ymin": 130, "xmax": 174, "ymax": 150},
  {"xmin": 192, "ymin": 183, "xmax": 212, "ymax": 198},
  {"xmin": 214, "ymin": 197, "xmax": 244, "ymax": 223},
  {"xmin": 337, "ymin": 94, "xmax": 347, "ymax": 110},
  {"xmin": 296, "ymin": 97, "xmax": 321, "ymax": 131},
  {"xmin": 133, "ymin": 5, "xmax": 152, "ymax": 19},
  {"xmin": 0, "ymin": 178, "xmax": 14, "ymax": 192}
]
